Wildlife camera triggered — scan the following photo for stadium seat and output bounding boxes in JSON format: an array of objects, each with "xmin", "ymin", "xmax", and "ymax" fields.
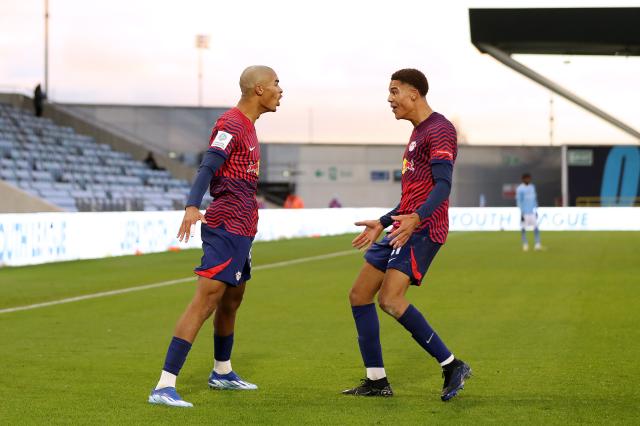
[{"xmin": 0, "ymin": 102, "xmax": 190, "ymax": 212}]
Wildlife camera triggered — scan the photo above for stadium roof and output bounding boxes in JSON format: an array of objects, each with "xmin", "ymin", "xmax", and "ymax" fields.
[
  {"xmin": 469, "ymin": 8, "xmax": 640, "ymax": 56},
  {"xmin": 468, "ymin": 7, "xmax": 640, "ymax": 141}
]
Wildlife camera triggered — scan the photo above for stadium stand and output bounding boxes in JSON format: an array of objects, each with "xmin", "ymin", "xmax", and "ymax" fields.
[{"xmin": 0, "ymin": 102, "xmax": 193, "ymax": 212}]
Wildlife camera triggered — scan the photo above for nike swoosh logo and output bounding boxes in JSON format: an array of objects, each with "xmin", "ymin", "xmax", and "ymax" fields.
[
  {"xmin": 389, "ymin": 257, "xmax": 397, "ymax": 262},
  {"xmin": 249, "ymin": 146, "xmax": 256, "ymax": 151},
  {"xmin": 426, "ymin": 332, "xmax": 434, "ymax": 344}
]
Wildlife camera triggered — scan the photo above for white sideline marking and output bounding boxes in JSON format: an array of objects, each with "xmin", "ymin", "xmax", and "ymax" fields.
[{"xmin": 0, "ymin": 249, "xmax": 357, "ymax": 315}]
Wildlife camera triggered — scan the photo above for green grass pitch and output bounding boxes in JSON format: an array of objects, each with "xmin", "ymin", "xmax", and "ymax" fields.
[{"xmin": 0, "ymin": 232, "xmax": 639, "ymax": 425}]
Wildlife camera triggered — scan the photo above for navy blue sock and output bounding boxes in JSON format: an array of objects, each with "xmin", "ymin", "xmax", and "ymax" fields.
[
  {"xmin": 162, "ymin": 336, "xmax": 192, "ymax": 375},
  {"xmin": 352, "ymin": 303, "xmax": 384, "ymax": 367},
  {"xmin": 214, "ymin": 333, "xmax": 234, "ymax": 361},
  {"xmin": 397, "ymin": 305, "xmax": 452, "ymax": 363}
]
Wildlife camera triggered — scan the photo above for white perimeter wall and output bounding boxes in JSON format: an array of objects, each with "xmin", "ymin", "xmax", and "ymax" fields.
[{"xmin": 0, "ymin": 207, "xmax": 638, "ymax": 267}]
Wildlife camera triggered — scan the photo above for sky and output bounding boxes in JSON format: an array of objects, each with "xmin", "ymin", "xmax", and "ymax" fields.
[{"xmin": 1, "ymin": 0, "xmax": 639, "ymax": 145}]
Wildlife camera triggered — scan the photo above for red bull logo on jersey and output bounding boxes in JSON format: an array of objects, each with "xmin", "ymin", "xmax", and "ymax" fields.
[
  {"xmin": 247, "ymin": 160, "xmax": 260, "ymax": 176},
  {"xmin": 402, "ymin": 158, "xmax": 414, "ymax": 175}
]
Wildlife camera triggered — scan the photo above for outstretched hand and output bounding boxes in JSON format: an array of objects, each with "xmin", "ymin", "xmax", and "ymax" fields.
[
  {"xmin": 352, "ymin": 220, "xmax": 384, "ymax": 251},
  {"xmin": 177, "ymin": 206, "xmax": 207, "ymax": 243},
  {"xmin": 387, "ymin": 213, "xmax": 421, "ymax": 249}
]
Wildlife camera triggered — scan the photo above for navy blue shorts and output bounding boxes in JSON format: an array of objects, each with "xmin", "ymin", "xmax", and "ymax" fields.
[
  {"xmin": 194, "ymin": 225, "xmax": 253, "ymax": 287},
  {"xmin": 364, "ymin": 229, "xmax": 441, "ymax": 286}
]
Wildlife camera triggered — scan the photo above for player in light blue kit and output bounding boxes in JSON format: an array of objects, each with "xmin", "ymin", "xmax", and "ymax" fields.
[{"xmin": 516, "ymin": 173, "xmax": 541, "ymax": 251}]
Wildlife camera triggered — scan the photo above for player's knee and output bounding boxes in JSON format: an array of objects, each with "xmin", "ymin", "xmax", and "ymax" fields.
[
  {"xmin": 378, "ymin": 293, "xmax": 401, "ymax": 317},
  {"xmin": 188, "ymin": 293, "xmax": 216, "ymax": 320},
  {"xmin": 349, "ymin": 286, "xmax": 371, "ymax": 306},
  {"xmin": 348, "ymin": 287, "xmax": 359, "ymax": 305},
  {"xmin": 201, "ymin": 293, "xmax": 218, "ymax": 316}
]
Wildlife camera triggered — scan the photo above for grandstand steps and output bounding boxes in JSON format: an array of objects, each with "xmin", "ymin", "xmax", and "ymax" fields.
[{"xmin": 0, "ymin": 179, "xmax": 63, "ymax": 213}]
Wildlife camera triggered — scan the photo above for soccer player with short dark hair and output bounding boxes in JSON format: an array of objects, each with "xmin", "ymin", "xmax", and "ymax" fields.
[
  {"xmin": 149, "ymin": 66, "xmax": 283, "ymax": 408},
  {"xmin": 343, "ymin": 69, "xmax": 471, "ymax": 401}
]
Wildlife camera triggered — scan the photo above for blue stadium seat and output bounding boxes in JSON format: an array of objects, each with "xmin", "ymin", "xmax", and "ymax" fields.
[
  {"xmin": 15, "ymin": 169, "xmax": 31, "ymax": 180},
  {"xmin": 0, "ymin": 158, "xmax": 14, "ymax": 168},
  {"xmin": 1, "ymin": 169, "xmax": 16, "ymax": 180},
  {"xmin": 32, "ymin": 170, "xmax": 54, "ymax": 181},
  {"xmin": 1, "ymin": 102, "xmax": 191, "ymax": 212}
]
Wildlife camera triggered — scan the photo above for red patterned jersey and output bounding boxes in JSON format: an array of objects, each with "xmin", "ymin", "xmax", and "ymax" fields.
[
  {"xmin": 204, "ymin": 108, "xmax": 260, "ymax": 237},
  {"xmin": 396, "ymin": 112, "xmax": 457, "ymax": 244}
]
